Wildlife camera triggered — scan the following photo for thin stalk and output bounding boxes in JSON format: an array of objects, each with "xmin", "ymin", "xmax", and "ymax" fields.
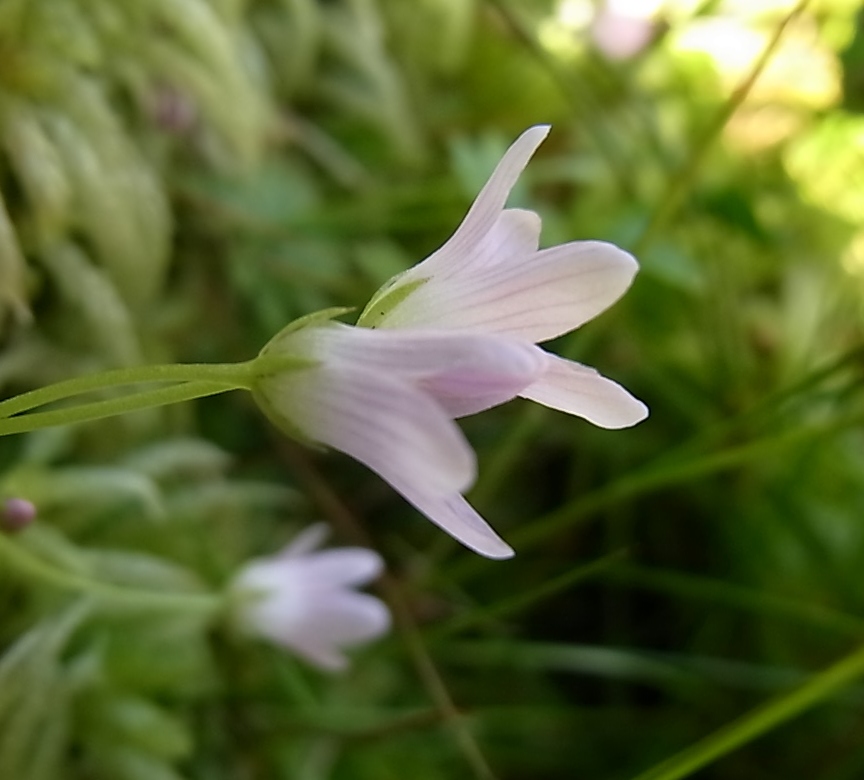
[
  {"xmin": 512, "ymin": 413, "xmax": 864, "ymax": 553},
  {"xmin": 0, "ymin": 361, "xmax": 257, "ymax": 419},
  {"xmin": 444, "ymin": 413, "xmax": 864, "ymax": 584},
  {"xmin": 629, "ymin": 637, "xmax": 864, "ymax": 780},
  {"xmin": 484, "ymin": 0, "xmax": 634, "ymax": 197},
  {"xmin": 0, "ymin": 381, "xmax": 237, "ymax": 436},
  {"xmin": 470, "ymin": 404, "xmax": 547, "ymax": 507},
  {"xmin": 276, "ymin": 440, "xmax": 499, "ymax": 780},
  {"xmin": 430, "ymin": 550, "xmax": 627, "ymax": 642},
  {"xmin": 633, "ymin": 0, "xmax": 811, "ymax": 253},
  {"xmin": 0, "ymin": 533, "xmax": 222, "ymax": 613},
  {"xmin": 608, "ymin": 564, "xmax": 864, "ymax": 639}
]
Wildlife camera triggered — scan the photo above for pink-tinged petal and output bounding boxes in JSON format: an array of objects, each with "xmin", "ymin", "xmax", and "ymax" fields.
[
  {"xmin": 292, "ymin": 322, "xmax": 539, "ymax": 381},
  {"xmin": 360, "ymin": 127, "xmax": 550, "ymax": 323},
  {"xmin": 281, "ymin": 523, "xmax": 329, "ymax": 558},
  {"xmin": 418, "ymin": 354, "xmax": 542, "ymax": 418},
  {"xmin": 411, "ymin": 334, "xmax": 547, "ymax": 417},
  {"xmin": 234, "ymin": 557, "xmax": 300, "ymax": 599},
  {"xmin": 232, "ymin": 527, "xmax": 390, "ymax": 670},
  {"xmin": 520, "ymin": 352, "xmax": 648, "ymax": 429},
  {"xmin": 387, "ymin": 478, "xmax": 514, "ymax": 559},
  {"xmin": 288, "ymin": 641, "xmax": 348, "ymax": 672},
  {"xmin": 359, "ymin": 209, "xmax": 544, "ymax": 326},
  {"xmin": 382, "ymin": 240, "xmax": 638, "ymax": 343},
  {"xmin": 234, "ymin": 566, "xmax": 305, "ymax": 637},
  {"xmin": 424, "ymin": 207, "xmax": 541, "ymax": 278},
  {"xmin": 301, "ymin": 592, "xmax": 391, "ymax": 645},
  {"xmin": 292, "ymin": 548, "xmax": 384, "ymax": 587},
  {"xmin": 285, "ymin": 592, "xmax": 391, "ymax": 671},
  {"xmin": 471, "ymin": 208, "xmax": 542, "ymax": 270},
  {"xmin": 255, "ymin": 364, "xmax": 477, "ymax": 494},
  {"xmin": 410, "ymin": 126, "xmax": 550, "ymax": 279},
  {"xmin": 257, "ymin": 365, "xmax": 514, "ymax": 555},
  {"xmin": 292, "ymin": 323, "xmax": 546, "ymax": 418}
]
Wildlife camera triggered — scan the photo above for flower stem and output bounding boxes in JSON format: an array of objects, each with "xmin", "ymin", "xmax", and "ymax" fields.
[
  {"xmin": 0, "ymin": 361, "xmax": 257, "ymax": 420},
  {"xmin": 629, "ymin": 637, "xmax": 864, "ymax": 780},
  {"xmin": 0, "ymin": 532, "xmax": 222, "ymax": 613},
  {"xmin": 0, "ymin": 380, "xmax": 237, "ymax": 436},
  {"xmin": 632, "ymin": 0, "xmax": 809, "ymax": 254}
]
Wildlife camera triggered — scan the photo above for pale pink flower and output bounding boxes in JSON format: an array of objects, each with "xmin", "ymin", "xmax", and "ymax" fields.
[
  {"xmin": 232, "ymin": 524, "xmax": 390, "ymax": 672},
  {"xmin": 253, "ymin": 320, "xmax": 546, "ymax": 558},
  {"xmin": 591, "ymin": 1, "xmax": 658, "ymax": 61},
  {"xmin": 253, "ymin": 127, "xmax": 645, "ymax": 560},
  {"xmin": 358, "ymin": 125, "xmax": 648, "ymax": 431}
]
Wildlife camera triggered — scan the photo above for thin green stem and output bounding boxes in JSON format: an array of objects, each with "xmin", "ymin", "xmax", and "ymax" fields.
[
  {"xmin": 629, "ymin": 637, "xmax": 864, "ymax": 780},
  {"xmin": 388, "ymin": 585, "xmax": 499, "ymax": 780},
  {"xmin": 276, "ymin": 441, "xmax": 498, "ymax": 780},
  {"xmin": 484, "ymin": 0, "xmax": 634, "ymax": 197},
  {"xmin": 471, "ymin": 404, "xmax": 547, "ymax": 507},
  {"xmin": 513, "ymin": 413, "xmax": 864, "ymax": 553},
  {"xmin": 445, "ymin": 413, "xmax": 864, "ymax": 584},
  {"xmin": 608, "ymin": 564, "xmax": 864, "ymax": 639},
  {"xmin": 644, "ymin": 346, "xmax": 864, "ymax": 476},
  {"xmin": 632, "ymin": 0, "xmax": 810, "ymax": 254},
  {"xmin": 430, "ymin": 550, "xmax": 627, "ymax": 642},
  {"xmin": 0, "ymin": 381, "xmax": 237, "ymax": 436},
  {"xmin": 0, "ymin": 361, "xmax": 257, "ymax": 420},
  {"xmin": 0, "ymin": 532, "xmax": 222, "ymax": 613}
]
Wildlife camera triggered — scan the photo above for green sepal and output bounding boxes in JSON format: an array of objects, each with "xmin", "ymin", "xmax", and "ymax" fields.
[
  {"xmin": 251, "ymin": 307, "xmax": 355, "ymax": 450},
  {"xmin": 250, "ymin": 383, "xmax": 321, "ymax": 451},
  {"xmin": 258, "ymin": 306, "xmax": 355, "ymax": 357},
  {"xmin": 251, "ymin": 305, "xmax": 348, "ymax": 382},
  {"xmin": 357, "ymin": 277, "xmax": 427, "ymax": 328}
]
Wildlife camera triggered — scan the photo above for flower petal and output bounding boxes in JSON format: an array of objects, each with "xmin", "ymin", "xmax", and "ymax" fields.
[
  {"xmin": 520, "ymin": 352, "xmax": 648, "ymax": 429},
  {"xmin": 281, "ymin": 522, "xmax": 329, "ymax": 558},
  {"xmin": 382, "ymin": 240, "xmax": 638, "ymax": 343},
  {"xmin": 284, "ymin": 592, "xmax": 391, "ymax": 671},
  {"xmin": 233, "ymin": 563, "xmax": 305, "ymax": 639},
  {"xmin": 289, "ymin": 323, "xmax": 546, "ymax": 418},
  {"xmin": 255, "ymin": 363, "xmax": 477, "ymax": 494},
  {"xmin": 427, "ymin": 207, "xmax": 542, "ymax": 278},
  {"xmin": 288, "ymin": 642, "xmax": 348, "ymax": 672},
  {"xmin": 292, "ymin": 548, "xmax": 385, "ymax": 588},
  {"xmin": 360, "ymin": 126, "xmax": 550, "ymax": 324},
  {"xmin": 387, "ymin": 478, "xmax": 514, "ymax": 559},
  {"xmin": 409, "ymin": 126, "xmax": 550, "ymax": 278},
  {"xmin": 302, "ymin": 592, "xmax": 392, "ymax": 644},
  {"xmin": 257, "ymin": 365, "xmax": 514, "ymax": 555}
]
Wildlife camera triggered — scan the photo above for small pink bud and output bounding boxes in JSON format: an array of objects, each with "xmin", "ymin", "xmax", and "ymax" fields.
[
  {"xmin": 150, "ymin": 86, "xmax": 198, "ymax": 135},
  {"xmin": 1, "ymin": 498, "xmax": 36, "ymax": 532}
]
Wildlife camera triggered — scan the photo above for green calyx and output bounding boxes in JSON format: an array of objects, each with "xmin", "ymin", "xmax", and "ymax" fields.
[
  {"xmin": 248, "ymin": 307, "xmax": 355, "ymax": 449},
  {"xmin": 0, "ymin": 308, "xmax": 347, "ymax": 439},
  {"xmin": 258, "ymin": 306, "xmax": 355, "ymax": 359},
  {"xmin": 249, "ymin": 383, "xmax": 319, "ymax": 450},
  {"xmin": 357, "ymin": 277, "xmax": 427, "ymax": 328}
]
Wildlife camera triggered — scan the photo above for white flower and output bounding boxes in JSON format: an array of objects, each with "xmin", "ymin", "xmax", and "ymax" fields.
[
  {"xmin": 232, "ymin": 524, "xmax": 390, "ymax": 672},
  {"xmin": 251, "ymin": 127, "xmax": 646, "ymax": 561},
  {"xmin": 252, "ymin": 318, "xmax": 546, "ymax": 558},
  {"xmin": 358, "ymin": 125, "xmax": 648, "ymax": 431}
]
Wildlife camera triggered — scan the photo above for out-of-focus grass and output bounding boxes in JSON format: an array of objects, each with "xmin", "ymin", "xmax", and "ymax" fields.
[{"xmin": 3, "ymin": 0, "xmax": 864, "ymax": 778}]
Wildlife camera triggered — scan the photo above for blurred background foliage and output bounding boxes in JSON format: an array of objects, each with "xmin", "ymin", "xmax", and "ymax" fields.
[{"xmin": 2, "ymin": 0, "xmax": 864, "ymax": 778}]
